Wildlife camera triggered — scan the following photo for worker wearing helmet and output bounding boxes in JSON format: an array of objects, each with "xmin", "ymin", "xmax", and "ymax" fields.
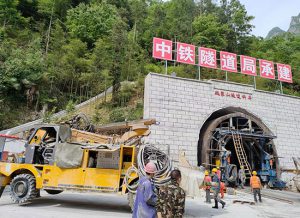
[
  {"xmin": 238, "ymin": 166, "xmax": 246, "ymax": 189},
  {"xmin": 250, "ymin": 171, "xmax": 262, "ymax": 203},
  {"xmin": 202, "ymin": 170, "xmax": 212, "ymax": 203},
  {"xmin": 133, "ymin": 161, "xmax": 157, "ymax": 218},
  {"xmin": 211, "ymin": 168, "xmax": 225, "ymax": 209}
]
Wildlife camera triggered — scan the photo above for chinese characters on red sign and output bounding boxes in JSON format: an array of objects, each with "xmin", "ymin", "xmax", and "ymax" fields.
[
  {"xmin": 214, "ymin": 90, "xmax": 252, "ymax": 100},
  {"xmin": 152, "ymin": 37, "xmax": 172, "ymax": 60},
  {"xmin": 240, "ymin": 55, "xmax": 256, "ymax": 76},
  {"xmin": 176, "ymin": 42, "xmax": 195, "ymax": 64},
  {"xmin": 199, "ymin": 47, "xmax": 217, "ymax": 68},
  {"xmin": 220, "ymin": 51, "xmax": 237, "ymax": 73},
  {"xmin": 259, "ymin": 59, "xmax": 275, "ymax": 79},
  {"xmin": 277, "ymin": 63, "xmax": 292, "ymax": 83},
  {"xmin": 152, "ymin": 37, "xmax": 293, "ymax": 83}
]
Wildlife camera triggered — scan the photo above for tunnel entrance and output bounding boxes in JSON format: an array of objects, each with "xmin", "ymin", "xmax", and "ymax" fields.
[{"xmin": 198, "ymin": 107, "xmax": 280, "ymax": 186}]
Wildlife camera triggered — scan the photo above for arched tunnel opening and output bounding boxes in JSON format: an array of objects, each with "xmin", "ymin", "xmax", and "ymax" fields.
[{"xmin": 197, "ymin": 107, "xmax": 283, "ymax": 188}]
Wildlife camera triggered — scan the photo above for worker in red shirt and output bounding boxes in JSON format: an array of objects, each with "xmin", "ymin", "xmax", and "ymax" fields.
[
  {"xmin": 215, "ymin": 167, "xmax": 225, "ymax": 198},
  {"xmin": 202, "ymin": 170, "xmax": 211, "ymax": 203},
  {"xmin": 217, "ymin": 167, "xmax": 221, "ymax": 180},
  {"xmin": 269, "ymin": 158, "xmax": 274, "ymax": 169},
  {"xmin": 220, "ymin": 182, "xmax": 225, "ymax": 199}
]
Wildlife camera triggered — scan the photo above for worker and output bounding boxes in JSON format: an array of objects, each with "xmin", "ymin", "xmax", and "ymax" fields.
[
  {"xmin": 133, "ymin": 162, "xmax": 157, "ymax": 218},
  {"xmin": 216, "ymin": 167, "xmax": 221, "ymax": 180},
  {"xmin": 227, "ymin": 155, "xmax": 231, "ymax": 164},
  {"xmin": 250, "ymin": 171, "xmax": 262, "ymax": 203},
  {"xmin": 157, "ymin": 169, "xmax": 185, "ymax": 218},
  {"xmin": 220, "ymin": 182, "xmax": 225, "ymax": 199},
  {"xmin": 202, "ymin": 170, "xmax": 211, "ymax": 203},
  {"xmin": 269, "ymin": 157, "xmax": 274, "ymax": 169},
  {"xmin": 238, "ymin": 166, "xmax": 246, "ymax": 189},
  {"xmin": 211, "ymin": 168, "xmax": 226, "ymax": 209}
]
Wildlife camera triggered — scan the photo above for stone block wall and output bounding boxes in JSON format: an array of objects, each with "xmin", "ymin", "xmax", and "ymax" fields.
[{"xmin": 143, "ymin": 73, "xmax": 300, "ymax": 181}]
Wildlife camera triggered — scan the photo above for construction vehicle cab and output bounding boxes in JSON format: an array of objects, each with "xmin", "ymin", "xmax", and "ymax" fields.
[{"xmin": 0, "ymin": 124, "xmax": 143, "ymax": 205}]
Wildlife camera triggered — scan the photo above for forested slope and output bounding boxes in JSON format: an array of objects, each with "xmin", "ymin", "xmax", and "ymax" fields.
[{"xmin": 1, "ymin": 0, "xmax": 300, "ymax": 130}]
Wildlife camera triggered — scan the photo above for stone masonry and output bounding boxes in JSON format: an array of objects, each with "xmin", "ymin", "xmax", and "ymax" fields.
[{"xmin": 143, "ymin": 73, "xmax": 300, "ymax": 182}]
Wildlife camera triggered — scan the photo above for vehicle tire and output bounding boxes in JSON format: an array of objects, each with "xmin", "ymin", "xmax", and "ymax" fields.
[
  {"xmin": 127, "ymin": 192, "xmax": 136, "ymax": 212},
  {"xmin": 10, "ymin": 174, "xmax": 37, "ymax": 204},
  {"xmin": 45, "ymin": 189, "xmax": 63, "ymax": 195}
]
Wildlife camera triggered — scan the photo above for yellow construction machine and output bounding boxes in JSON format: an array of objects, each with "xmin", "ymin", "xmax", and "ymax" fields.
[{"xmin": 0, "ymin": 119, "xmax": 171, "ymax": 208}]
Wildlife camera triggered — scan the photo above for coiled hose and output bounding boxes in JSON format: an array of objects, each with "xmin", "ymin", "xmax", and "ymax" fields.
[
  {"xmin": 124, "ymin": 166, "xmax": 139, "ymax": 193},
  {"xmin": 124, "ymin": 144, "xmax": 172, "ymax": 193}
]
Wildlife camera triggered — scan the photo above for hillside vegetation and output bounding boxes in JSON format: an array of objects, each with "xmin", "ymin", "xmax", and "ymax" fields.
[{"xmin": 1, "ymin": 0, "xmax": 300, "ymax": 130}]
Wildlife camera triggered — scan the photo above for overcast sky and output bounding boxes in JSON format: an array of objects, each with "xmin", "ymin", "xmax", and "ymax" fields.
[{"xmin": 239, "ymin": 0, "xmax": 300, "ymax": 37}]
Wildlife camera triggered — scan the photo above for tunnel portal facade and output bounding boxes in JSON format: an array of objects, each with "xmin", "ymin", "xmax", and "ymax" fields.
[{"xmin": 144, "ymin": 73, "xmax": 300, "ymax": 184}]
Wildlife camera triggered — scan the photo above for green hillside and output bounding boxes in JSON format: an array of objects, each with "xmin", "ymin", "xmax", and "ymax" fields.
[{"xmin": 1, "ymin": 0, "xmax": 300, "ymax": 130}]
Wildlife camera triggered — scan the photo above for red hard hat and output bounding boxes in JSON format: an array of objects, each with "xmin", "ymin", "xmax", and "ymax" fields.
[{"xmin": 145, "ymin": 162, "xmax": 157, "ymax": 174}]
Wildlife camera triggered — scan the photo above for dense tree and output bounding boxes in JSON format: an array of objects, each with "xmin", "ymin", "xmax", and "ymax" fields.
[
  {"xmin": 192, "ymin": 14, "xmax": 229, "ymax": 49},
  {"xmin": 1, "ymin": 39, "xmax": 44, "ymax": 96},
  {"xmin": 0, "ymin": 0, "xmax": 27, "ymax": 32},
  {"xmin": 142, "ymin": 1, "xmax": 167, "ymax": 50},
  {"xmin": 128, "ymin": 0, "xmax": 148, "ymax": 40},
  {"xmin": 218, "ymin": 0, "xmax": 254, "ymax": 53},
  {"xmin": 195, "ymin": 0, "xmax": 218, "ymax": 15},
  {"xmin": 1, "ymin": 0, "xmax": 300, "ymax": 129},
  {"xmin": 107, "ymin": 19, "xmax": 128, "ymax": 105},
  {"xmin": 66, "ymin": 2, "xmax": 119, "ymax": 46},
  {"xmin": 38, "ymin": 0, "xmax": 72, "ymax": 20},
  {"xmin": 163, "ymin": 0, "xmax": 197, "ymax": 42}
]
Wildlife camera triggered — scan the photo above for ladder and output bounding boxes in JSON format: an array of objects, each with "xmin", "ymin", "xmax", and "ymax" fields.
[{"xmin": 232, "ymin": 133, "xmax": 252, "ymax": 178}]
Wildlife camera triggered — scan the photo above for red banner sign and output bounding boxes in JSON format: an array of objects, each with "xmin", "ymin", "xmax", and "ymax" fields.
[
  {"xmin": 277, "ymin": 63, "xmax": 292, "ymax": 83},
  {"xmin": 151, "ymin": 37, "xmax": 293, "ymax": 83},
  {"xmin": 199, "ymin": 47, "xmax": 217, "ymax": 69},
  {"xmin": 220, "ymin": 51, "xmax": 237, "ymax": 73},
  {"xmin": 176, "ymin": 42, "xmax": 195, "ymax": 64},
  {"xmin": 259, "ymin": 59, "xmax": 275, "ymax": 79},
  {"xmin": 152, "ymin": 37, "xmax": 172, "ymax": 60},
  {"xmin": 240, "ymin": 55, "xmax": 256, "ymax": 76}
]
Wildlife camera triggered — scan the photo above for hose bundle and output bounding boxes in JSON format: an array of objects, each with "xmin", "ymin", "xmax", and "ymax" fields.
[
  {"xmin": 124, "ymin": 144, "xmax": 172, "ymax": 193},
  {"xmin": 124, "ymin": 166, "xmax": 139, "ymax": 193},
  {"xmin": 137, "ymin": 144, "xmax": 172, "ymax": 187}
]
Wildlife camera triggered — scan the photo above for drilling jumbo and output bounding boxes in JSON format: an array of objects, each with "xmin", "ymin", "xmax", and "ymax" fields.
[{"xmin": 0, "ymin": 119, "xmax": 171, "ymax": 209}]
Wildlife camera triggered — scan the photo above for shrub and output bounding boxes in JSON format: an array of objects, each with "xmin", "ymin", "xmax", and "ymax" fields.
[
  {"xmin": 109, "ymin": 107, "xmax": 126, "ymax": 122},
  {"xmin": 66, "ymin": 100, "xmax": 76, "ymax": 113}
]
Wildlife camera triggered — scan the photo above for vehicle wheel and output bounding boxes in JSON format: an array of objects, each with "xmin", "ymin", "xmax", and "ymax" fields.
[
  {"xmin": 10, "ymin": 174, "xmax": 37, "ymax": 204},
  {"xmin": 127, "ymin": 192, "xmax": 136, "ymax": 212},
  {"xmin": 45, "ymin": 189, "xmax": 63, "ymax": 195}
]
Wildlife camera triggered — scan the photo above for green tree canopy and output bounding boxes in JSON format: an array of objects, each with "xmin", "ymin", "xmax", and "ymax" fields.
[
  {"xmin": 66, "ymin": 2, "xmax": 119, "ymax": 46},
  {"xmin": 192, "ymin": 14, "xmax": 229, "ymax": 50},
  {"xmin": 1, "ymin": 0, "xmax": 300, "ymax": 130}
]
